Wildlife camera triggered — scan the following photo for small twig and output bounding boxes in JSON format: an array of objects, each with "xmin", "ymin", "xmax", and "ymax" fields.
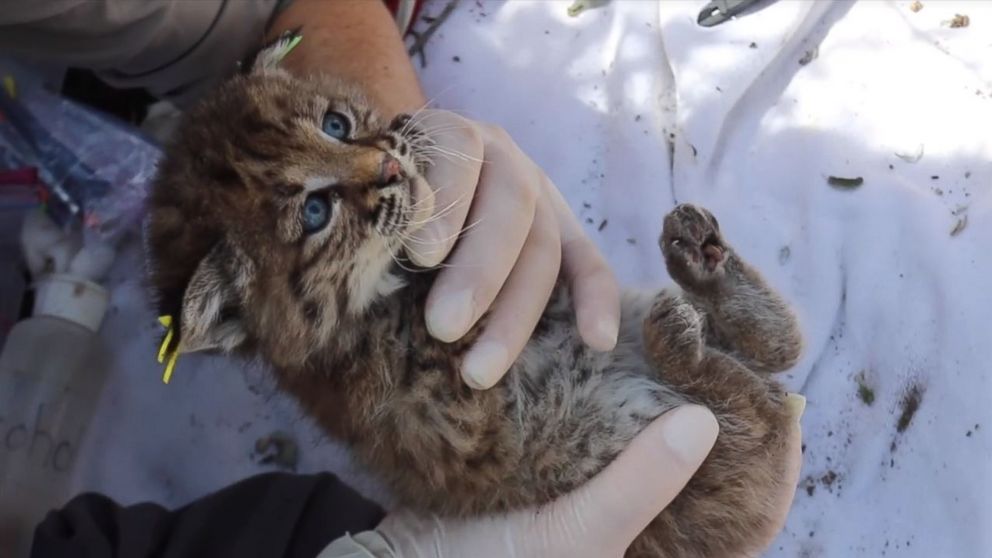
[{"xmin": 408, "ymin": 0, "xmax": 460, "ymax": 68}]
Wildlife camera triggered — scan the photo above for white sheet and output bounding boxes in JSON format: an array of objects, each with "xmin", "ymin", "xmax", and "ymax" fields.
[{"xmin": 75, "ymin": 1, "xmax": 991, "ymax": 556}]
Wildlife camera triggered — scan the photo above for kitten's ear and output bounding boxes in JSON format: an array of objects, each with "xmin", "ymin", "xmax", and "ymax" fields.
[
  {"xmin": 178, "ymin": 244, "xmax": 247, "ymax": 354},
  {"xmin": 239, "ymin": 27, "xmax": 303, "ymax": 75}
]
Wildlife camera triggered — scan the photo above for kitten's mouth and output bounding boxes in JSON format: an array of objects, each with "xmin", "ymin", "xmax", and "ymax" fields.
[
  {"xmin": 379, "ymin": 116, "xmax": 435, "ymax": 236},
  {"xmin": 373, "ymin": 174, "xmax": 434, "ymax": 238}
]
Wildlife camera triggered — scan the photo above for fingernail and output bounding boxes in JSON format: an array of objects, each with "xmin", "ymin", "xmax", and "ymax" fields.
[
  {"xmin": 408, "ymin": 224, "xmax": 447, "ymax": 267},
  {"xmin": 662, "ymin": 405, "xmax": 719, "ymax": 465},
  {"xmin": 593, "ymin": 316, "xmax": 619, "ymax": 350},
  {"xmin": 426, "ymin": 289, "xmax": 474, "ymax": 342},
  {"xmin": 461, "ymin": 341, "xmax": 508, "ymax": 390},
  {"xmin": 786, "ymin": 393, "xmax": 806, "ymax": 422}
]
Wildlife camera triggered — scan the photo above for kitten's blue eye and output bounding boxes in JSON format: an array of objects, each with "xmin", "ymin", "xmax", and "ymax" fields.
[
  {"xmin": 322, "ymin": 112, "xmax": 351, "ymax": 140},
  {"xmin": 302, "ymin": 194, "xmax": 331, "ymax": 233}
]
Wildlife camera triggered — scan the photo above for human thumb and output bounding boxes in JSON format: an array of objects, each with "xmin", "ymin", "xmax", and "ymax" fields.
[{"xmin": 544, "ymin": 405, "xmax": 719, "ymax": 553}]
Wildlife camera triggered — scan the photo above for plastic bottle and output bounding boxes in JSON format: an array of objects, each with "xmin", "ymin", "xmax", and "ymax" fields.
[{"xmin": 0, "ymin": 273, "xmax": 109, "ymax": 558}]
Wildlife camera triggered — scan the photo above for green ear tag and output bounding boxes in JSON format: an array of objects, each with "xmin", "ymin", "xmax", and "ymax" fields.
[{"xmin": 273, "ymin": 33, "xmax": 303, "ymax": 64}]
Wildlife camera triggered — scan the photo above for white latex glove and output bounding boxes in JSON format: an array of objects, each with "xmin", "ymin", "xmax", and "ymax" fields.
[
  {"xmin": 408, "ymin": 110, "xmax": 621, "ymax": 391},
  {"xmin": 320, "ymin": 402, "xmax": 804, "ymax": 558}
]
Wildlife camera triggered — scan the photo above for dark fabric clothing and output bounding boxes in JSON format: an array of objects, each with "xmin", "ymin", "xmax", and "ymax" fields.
[{"xmin": 31, "ymin": 472, "xmax": 385, "ymax": 558}]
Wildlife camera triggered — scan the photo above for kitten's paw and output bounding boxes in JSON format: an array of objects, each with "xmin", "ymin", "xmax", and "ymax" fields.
[
  {"xmin": 644, "ymin": 292, "xmax": 704, "ymax": 369},
  {"xmin": 660, "ymin": 204, "xmax": 729, "ymax": 291},
  {"xmin": 648, "ymin": 294, "xmax": 703, "ymax": 338}
]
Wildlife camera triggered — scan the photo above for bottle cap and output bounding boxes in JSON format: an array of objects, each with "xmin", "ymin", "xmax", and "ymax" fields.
[{"xmin": 33, "ymin": 274, "xmax": 109, "ymax": 333}]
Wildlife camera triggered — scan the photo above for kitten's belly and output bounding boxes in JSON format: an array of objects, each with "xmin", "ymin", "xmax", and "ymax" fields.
[{"xmin": 504, "ymin": 288, "xmax": 685, "ymax": 497}]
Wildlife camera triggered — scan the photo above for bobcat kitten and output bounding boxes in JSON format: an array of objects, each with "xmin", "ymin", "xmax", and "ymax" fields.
[{"xmin": 145, "ymin": 36, "xmax": 802, "ymax": 558}]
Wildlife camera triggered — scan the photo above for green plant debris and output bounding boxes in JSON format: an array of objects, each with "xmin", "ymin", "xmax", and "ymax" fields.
[
  {"xmin": 828, "ymin": 176, "xmax": 864, "ymax": 190},
  {"xmin": 896, "ymin": 384, "xmax": 924, "ymax": 433},
  {"xmin": 857, "ymin": 381, "xmax": 876, "ymax": 406},
  {"xmin": 951, "ymin": 215, "xmax": 968, "ymax": 237},
  {"xmin": 567, "ymin": 0, "xmax": 610, "ymax": 17}
]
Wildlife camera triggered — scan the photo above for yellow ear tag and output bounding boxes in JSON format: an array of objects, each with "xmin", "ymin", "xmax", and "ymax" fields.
[{"xmin": 157, "ymin": 315, "xmax": 179, "ymax": 384}]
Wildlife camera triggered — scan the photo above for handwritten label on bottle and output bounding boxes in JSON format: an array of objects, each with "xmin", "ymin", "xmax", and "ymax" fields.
[{"xmin": 0, "ymin": 403, "xmax": 76, "ymax": 473}]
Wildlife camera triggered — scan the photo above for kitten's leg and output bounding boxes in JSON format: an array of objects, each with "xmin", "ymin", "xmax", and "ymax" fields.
[
  {"xmin": 660, "ymin": 204, "xmax": 803, "ymax": 374},
  {"xmin": 637, "ymin": 307, "xmax": 792, "ymax": 558},
  {"xmin": 632, "ymin": 205, "xmax": 796, "ymax": 558}
]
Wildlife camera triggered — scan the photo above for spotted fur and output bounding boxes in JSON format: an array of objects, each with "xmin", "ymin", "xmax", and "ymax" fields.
[{"xmin": 145, "ymin": 44, "xmax": 803, "ymax": 558}]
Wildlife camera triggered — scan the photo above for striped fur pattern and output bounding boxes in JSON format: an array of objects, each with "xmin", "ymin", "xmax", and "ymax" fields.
[{"xmin": 145, "ymin": 48, "xmax": 803, "ymax": 557}]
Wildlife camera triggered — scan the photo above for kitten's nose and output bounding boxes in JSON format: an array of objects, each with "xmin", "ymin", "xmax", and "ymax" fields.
[{"xmin": 378, "ymin": 155, "xmax": 403, "ymax": 187}]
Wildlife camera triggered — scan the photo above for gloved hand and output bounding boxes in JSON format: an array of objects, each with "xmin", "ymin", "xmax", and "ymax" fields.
[{"xmin": 320, "ymin": 401, "xmax": 804, "ymax": 558}]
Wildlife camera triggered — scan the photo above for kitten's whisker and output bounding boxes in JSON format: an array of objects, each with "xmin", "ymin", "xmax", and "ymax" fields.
[
  {"xmin": 414, "ymin": 124, "xmax": 475, "ymax": 138},
  {"xmin": 399, "ymin": 91, "xmax": 451, "ymax": 136},
  {"xmin": 402, "ymin": 199, "xmax": 469, "ymax": 228},
  {"xmin": 415, "ymin": 140, "xmax": 484, "ymax": 160},
  {"xmin": 395, "ymin": 243, "xmax": 484, "ymax": 271},
  {"xmin": 398, "ymin": 217, "xmax": 482, "ymax": 247},
  {"xmin": 406, "ymin": 183, "xmax": 461, "ymax": 210},
  {"xmin": 387, "ymin": 249, "xmax": 422, "ymax": 274},
  {"xmin": 417, "ymin": 146, "xmax": 487, "ymax": 165},
  {"xmin": 404, "ymin": 190, "xmax": 471, "ymax": 220}
]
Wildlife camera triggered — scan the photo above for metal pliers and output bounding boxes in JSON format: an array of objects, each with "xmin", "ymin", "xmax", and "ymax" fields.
[{"xmin": 697, "ymin": 0, "xmax": 779, "ymax": 27}]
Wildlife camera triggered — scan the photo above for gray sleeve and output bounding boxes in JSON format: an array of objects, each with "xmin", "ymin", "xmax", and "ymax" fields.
[{"xmin": 0, "ymin": 0, "xmax": 290, "ymax": 106}]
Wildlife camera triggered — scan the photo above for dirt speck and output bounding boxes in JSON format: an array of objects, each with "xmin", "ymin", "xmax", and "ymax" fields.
[
  {"xmin": 821, "ymin": 470, "xmax": 838, "ymax": 490},
  {"xmin": 804, "ymin": 471, "xmax": 842, "ymax": 496},
  {"xmin": 452, "ymin": 55, "xmax": 461, "ymax": 62},
  {"xmin": 910, "ymin": 1, "xmax": 923, "ymax": 12},
  {"xmin": 626, "ymin": 238, "xmax": 636, "ymax": 245},
  {"xmin": 896, "ymin": 383, "xmax": 924, "ymax": 433},
  {"xmin": 799, "ymin": 46, "xmax": 819, "ymax": 66},
  {"xmin": 749, "ymin": 42, "xmax": 757, "ymax": 49},
  {"xmin": 598, "ymin": 219, "xmax": 608, "ymax": 232},
  {"xmin": 585, "ymin": 217, "xmax": 594, "ymax": 224},
  {"xmin": 252, "ymin": 431, "xmax": 299, "ymax": 471},
  {"xmin": 856, "ymin": 373, "xmax": 876, "ymax": 406},
  {"xmin": 779, "ymin": 246, "xmax": 791, "ymax": 265}
]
